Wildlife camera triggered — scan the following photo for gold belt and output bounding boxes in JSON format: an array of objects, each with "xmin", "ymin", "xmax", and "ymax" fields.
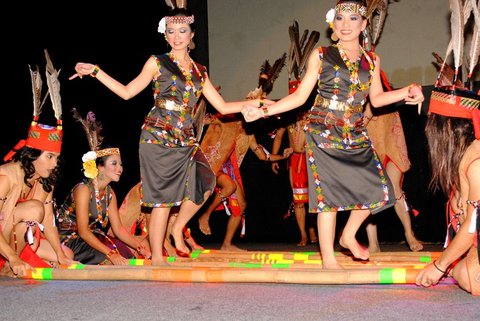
[
  {"xmin": 314, "ymin": 96, "xmax": 363, "ymax": 113},
  {"xmin": 154, "ymin": 98, "xmax": 189, "ymax": 112}
]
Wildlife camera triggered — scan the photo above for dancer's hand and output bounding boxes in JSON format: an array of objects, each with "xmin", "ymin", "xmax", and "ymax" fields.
[
  {"xmin": 8, "ymin": 256, "xmax": 34, "ymax": 278},
  {"xmin": 404, "ymin": 83, "xmax": 424, "ymax": 114},
  {"xmin": 283, "ymin": 147, "xmax": 293, "ymax": 158},
  {"xmin": 69, "ymin": 63, "xmax": 98, "ymax": 80},
  {"xmin": 241, "ymin": 105, "xmax": 263, "ymax": 122},
  {"xmin": 415, "ymin": 262, "xmax": 445, "ymax": 288},
  {"xmin": 137, "ymin": 244, "xmax": 152, "ymax": 259},
  {"xmin": 271, "ymin": 162, "xmax": 280, "ymax": 174}
]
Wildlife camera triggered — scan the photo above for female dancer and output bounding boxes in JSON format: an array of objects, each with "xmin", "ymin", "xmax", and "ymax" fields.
[
  {"xmin": 70, "ymin": 8, "xmax": 265, "ymax": 265},
  {"xmin": 242, "ymin": 0, "xmax": 424, "ymax": 269}
]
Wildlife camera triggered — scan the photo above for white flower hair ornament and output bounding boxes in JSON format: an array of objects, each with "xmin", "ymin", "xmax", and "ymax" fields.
[
  {"xmin": 326, "ymin": 8, "xmax": 335, "ymax": 28},
  {"xmin": 82, "ymin": 151, "xmax": 97, "ymax": 163},
  {"xmin": 158, "ymin": 17, "xmax": 167, "ymax": 34},
  {"xmin": 81, "ymin": 151, "xmax": 98, "ymax": 179}
]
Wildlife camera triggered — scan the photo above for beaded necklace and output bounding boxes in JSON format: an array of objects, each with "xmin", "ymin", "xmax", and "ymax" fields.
[
  {"xmin": 335, "ymin": 44, "xmax": 374, "ymax": 102},
  {"xmin": 92, "ymin": 179, "xmax": 110, "ymax": 228},
  {"xmin": 167, "ymin": 52, "xmax": 205, "ymax": 105}
]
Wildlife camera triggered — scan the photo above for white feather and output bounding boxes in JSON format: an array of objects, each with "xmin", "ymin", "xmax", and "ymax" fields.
[
  {"xmin": 449, "ymin": 0, "xmax": 465, "ymax": 71},
  {"xmin": 44, "ymin": 50, "xmax": 62, "ymax": 120},
  {"xmin": 29, "ymin": 65, "xmax": 43, "ymax": 117}
]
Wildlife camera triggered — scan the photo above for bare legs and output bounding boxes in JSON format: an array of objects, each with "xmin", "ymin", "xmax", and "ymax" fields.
[
  {"xmin": 318, "ymin": 209, "xmax": 370, "ymax": 269},
  {"xmin": 220, "ymin": 179, "xmax": 247, "ymax": 251},
  {"xmin": 149, "ymin": 196, "xmax": 208, "ymax": 265},
  {"xmin": 294, "ymin": 203, "xmax": 308, "ymax": 246},
  {"xmin": 366, "ymin": 219, "xmax": 380, "ymax": 253},
  {"xmin": 198, "ymin": 174, "xmax": 236, "ymax": 235},
  {"xmin": 148, "ymin": 207, "xmax": 170, "ymax": 265},
  {"xmin": 171, "ymin": 200, "xmax": 206, "ymax": 254},
  {"xmin": 366, "ymin": 162, "xmax": 423, "ymax": 252}
]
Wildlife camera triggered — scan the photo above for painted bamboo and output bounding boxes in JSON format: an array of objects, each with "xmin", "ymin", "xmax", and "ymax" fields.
[
  {"xmin": 25, "ymin": 265, "xmax": 421, "ymax": 284},
  {"xmin": 189, "ymin": 250, "xmax": 440, "ymax": 263}
]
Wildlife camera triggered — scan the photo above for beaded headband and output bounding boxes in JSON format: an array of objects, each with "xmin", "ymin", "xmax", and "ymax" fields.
[
  {"xmin": 96, "ymin": 148, "xmax": 120, "ymax": 158},
  {"xmin": 158, "ymin": 15, "xmax": 194, "ymax": 34},
  {"xmin": 326, "ymin": 2, "xmax": 367, "ymax": 28},
  {"xmin": 73, "ymin": 109, "xmax": 121, "ymax": 179},
  {"xmin": 166, "ymin": 15, "xmax": 194, "ymax": 24},
  {"xmin": 336, "ymin": 3, "xmax": 367, "ymax": 17}
]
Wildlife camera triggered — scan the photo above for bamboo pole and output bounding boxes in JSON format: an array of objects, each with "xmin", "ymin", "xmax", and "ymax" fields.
[
  {"xmin": 25, "ymin": 265, "xmax": 422, "ymax": 284},
  {"xmin": 60, "ymin": 258, "xmax": 426, "ymax": 270},
  {"xmin": 189, "ymin": 250, "xmax": 440, "ymax": 263}
]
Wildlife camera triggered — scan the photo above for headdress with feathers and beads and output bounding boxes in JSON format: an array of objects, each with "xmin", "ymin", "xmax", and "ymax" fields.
[
  {"xmin": 72, "ymin": 108, "xmax": 120, "ymax": 179},
  {"xmin": 4, "ymin": 49, "xmax": 63, "ymax": 162}
]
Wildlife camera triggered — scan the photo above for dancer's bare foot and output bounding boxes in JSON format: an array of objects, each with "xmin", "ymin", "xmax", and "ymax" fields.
[
  {"xmin": 151, "ymin": 257, "xmax": 169, "ymax": 266},
  {"xmin": 198, "ymin": 214, "xmax": 211, "ymax": 235},
  {"xmin": 321, "ymin": 260, "xmax": 344, "ymax": 270},
  {"xmin": 339, "ymin": 236, "xmax": 370, "ymax": 260},
  {"xmin": 406, "ymin": 234, "xmax": 423, "ymax": 252},
  {"xmin": 220, "ymin": 244, "xmax": 246, "ymax": 251},
  {"xmin": 309, "ymin": 229, "xmax": 318, "ymax": 244},
  {"xmin": 297, "ymin": 236, "xmax": 308, "ymax": 246}
]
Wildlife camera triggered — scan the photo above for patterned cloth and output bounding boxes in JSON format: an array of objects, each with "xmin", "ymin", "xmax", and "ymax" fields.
[
  {"xmin": 305, "ymin": 46, "xmax": 394, "ymax": 214},
  {"xmin": 140, "ymin": 54, "xmax": 215, "ymax": 208},
  {"xmin": 58, "ymin": 180, "xmax": 133, "ymax": 264},
  {"xmin": 289, "ymin": 152, "xmax": 308, "ymax": 204}
]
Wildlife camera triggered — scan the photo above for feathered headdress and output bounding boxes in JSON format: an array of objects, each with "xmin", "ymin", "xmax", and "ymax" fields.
[
  {"xmin": 363, "ymin": 0, "xmax": 390, "ymax": 51},
  {"xmin": 287, "ymin": 20, "xmax": 320, "ymax": 93},
  {"xmin": 158, "ymin": 0, "xmax": 193, "ymax": 34},
  {"xmin": 429, "ymin": 0, "xmax": 480, "ymax": 141},
  {"xmin": 4, "ymin": 50, "xmax": 63, "ymax": 162},
  {"xmin": 245, "ymin": 53, "xmax": 288, "ymax": 100},
  {"xmin": 165, "ymin": 0, "xmax": 187, "ymax": 9},
  {"xmin": 72, "ymin": 108, "xmax": 119, "ymax": 179}
]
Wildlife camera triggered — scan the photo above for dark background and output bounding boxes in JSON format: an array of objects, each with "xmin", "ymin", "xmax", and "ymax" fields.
[{"xmin": 3, "ymin": 1, "xmax": 458, "ymax": 246}]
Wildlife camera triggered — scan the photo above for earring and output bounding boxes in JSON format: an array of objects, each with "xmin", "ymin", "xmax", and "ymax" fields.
[
  {"xmin": 188, "ymin": 39, "xmax": 195, "ymax": 51},
  {"xmin": 362, "ymin": 29, "xmax": 369, "ymax": 50}
]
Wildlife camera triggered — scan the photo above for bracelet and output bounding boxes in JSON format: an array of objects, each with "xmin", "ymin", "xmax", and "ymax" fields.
[
  {"xmin": 432, "ymin": 260, "xmax": 447, "ymax": 275},
  {"xmin": 261, "ymin": 106, "xmax": 269, "ymax": 119},
  {"xmin": 105, "ymin": 248, "xmax": 119, "ymax": 260},
  {"xmin": 90, "ymin": 65, "xmax": 100, "ymax": 78}
]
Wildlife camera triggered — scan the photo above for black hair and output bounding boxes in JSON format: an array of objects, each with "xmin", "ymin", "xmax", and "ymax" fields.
[
  {"xmin": 425, "ymin": 114, "xmax": 475, "ymax": 196},
  {"xmin": 12, "ymin": 146, "xmax": 61, "ymax": 193}
]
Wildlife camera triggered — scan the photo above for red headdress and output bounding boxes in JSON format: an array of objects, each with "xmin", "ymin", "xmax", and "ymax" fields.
[
  {"xmin": 429, "ymin": 0, "xmax": 480, "ymax": 139},
  {"xmin": 4, "ymin": 50, "xmax": 63, "ymax": 162}
]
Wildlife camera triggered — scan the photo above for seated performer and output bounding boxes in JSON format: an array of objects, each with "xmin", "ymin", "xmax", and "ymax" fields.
[
  {"xmin": 0, "ymin": 52, "xmax": 74, "ymax": 275},
  {"xmin": 58, "ymin": 110, "xmax": 151, "ymax": 265}
]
